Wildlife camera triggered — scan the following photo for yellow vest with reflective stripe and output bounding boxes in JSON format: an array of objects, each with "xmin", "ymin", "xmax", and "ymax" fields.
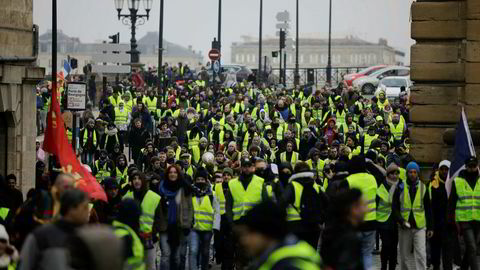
[
  {"xmin": 209, "ymin": 130, "xmax": 224, "ymax": 145},
  {"xmin": 389, "ymin": 122, "xmax": 404, "ymax": 141},
  {"xmin": 114, "ymin": 108, "xmax": 128, "ymax": 126},
  {"xmin": 454, "ymin": 177, "xmax": 480, "ymax": 222},
  {"xmin": 124, "ymin": 99, "xmax": 133, "ymax": 113},
  {"xmin": 123, "ymin": 190, "xmax": 161, "ymax": 234},
  {"xmin": 113, "ymin": 220, "xmax": 146, "ymax": 270},
  {"xmin": 228, "ymin": 175, "xmax": 264, "ymax": 221},
  {"xmin": 306, "ymin": 159, "xmax": 325, "ymax": 179},
  {"xmin": 0, "ymin": 207, "xmax": 9, "ymax": 220},
  {"xmin": 187, "ymin": 131, "xmax": 200, "ymax": 149},
  {"xmin": 258, "ymin": 241, "xmax": 321, "ymax": 270},
  {"xmin": 215, "ymin": 183, "xmax": 226, "ymax": 215},
  {"xmin": 211, "ymin": 117, "xmax": 225, "ymax": 130},
  {"xmin": 95, "ymin": 160, "xmax": 111, "ymax": 181},
  {"xmin": 363, "ymin": 134, "xmax": 378, "ymax": 153},
  {"xmin": 346, "ymin": 173, "xmax": 377, "ymax": 221},
  {"xmin": 143, "ymin": 97, "xmax": 157, "ymax": 112},
  {"xmin": 280, "ymin": 152, "xmax": 299, "ymax": 167},
  {"xmin": 109, "ymin": 96, "xmax": 121, "ymax": 107},
  {"xmin": 400, "ymin": 181, "xmax": 426, "ymax": 228},
  {"xmin": 116, "ymin": 167, "xmax": 128, "ymax": 183},
  {"xmin": 192, "ymin": 195, "xmax": 215, "ymax": 231},
  {"xmin": 376, "ymin": 183, "xmax": 396, "ymax": 222},
  {"xmin": 286, "ymin": 181, "xmax": 320, "ymax": 221},
  {"xmin": 82, "ymin": 129, "xmax": 97, "ymax": 146}
]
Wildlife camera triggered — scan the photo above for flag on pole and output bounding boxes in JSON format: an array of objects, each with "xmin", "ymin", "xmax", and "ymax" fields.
[
  {"xmin": 63, "ymin": 59, "xmax": 71, "ymax": 75},
  {"xmin": 446, "ymin": 107, "xmax": 476, "ymax": 196},
  {"xmin": 43, "ymin": 82, "xmax": 107, "ymax": 202}
]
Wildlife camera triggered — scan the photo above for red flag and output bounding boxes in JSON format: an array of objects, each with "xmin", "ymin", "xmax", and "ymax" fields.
[{"xmin": 43, "ymin": 83, "xmax": 107, "ymax": 202}]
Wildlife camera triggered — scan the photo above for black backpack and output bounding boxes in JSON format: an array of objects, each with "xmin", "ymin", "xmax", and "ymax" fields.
[{"xmin": 296, "ymin": 181, "xmax": 326, "ymax": 225}]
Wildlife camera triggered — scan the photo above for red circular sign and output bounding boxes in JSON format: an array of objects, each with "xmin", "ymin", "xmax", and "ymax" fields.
[{"xmin": 208, "ymin": 49, "xmax": 220, "ymax": 61}]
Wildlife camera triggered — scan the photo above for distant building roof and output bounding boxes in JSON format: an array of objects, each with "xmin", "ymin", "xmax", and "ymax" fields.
[{"xmin": 137, "ymin": 31, "xmax": 203, "ymax": 59}]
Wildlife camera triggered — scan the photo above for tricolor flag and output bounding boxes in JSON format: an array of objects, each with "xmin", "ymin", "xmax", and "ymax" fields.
[
  {"xmin": 43, "ymin": 81, "xmax": 107, "ymax": 202},
  {"xmin": 446, "ymin": 107, "xmax": 476, "ymax": 196}
]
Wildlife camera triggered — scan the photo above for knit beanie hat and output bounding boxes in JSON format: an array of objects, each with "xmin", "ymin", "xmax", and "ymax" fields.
[
  {"xmin": 195, "ymin": 167, "xmax": 209, "ymax": 181},
  {"xmin": 406, "ymin": 161, "xmax": 420, "ymax": 174}
]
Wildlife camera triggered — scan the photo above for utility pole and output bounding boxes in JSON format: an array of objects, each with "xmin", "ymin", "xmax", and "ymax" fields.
[
  {"xmin": 218, "ymin": 0, "xmax": 222, "ymax": 61},
  {"xmin": 258, "ymin": 0, "xmax": 263, "ymax": 84}
]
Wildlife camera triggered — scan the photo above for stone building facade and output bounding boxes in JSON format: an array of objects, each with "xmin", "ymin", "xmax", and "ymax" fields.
[
  {"xmin": 409, "ymin": 0, "xmax": 480, "ymax": 164},
  {"xmin": 0, "ymin": 0, "xmax": 45, "ymax": 193},
  {"xmin": 37, "ymin": 30, "xmax": 204, "ymax": 74},
  {"xmin": 231, "ymin": 36, "xmax": 405, "ymax": 68}
]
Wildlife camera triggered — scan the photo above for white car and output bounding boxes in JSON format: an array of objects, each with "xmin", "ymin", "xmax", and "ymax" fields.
[
  {"xmin": 375, "ymin": 76, "xmax": 412, "ymax": 99},
  {"xmin": 352, "ymin": 66, "xmax": 410, "ymax": 94}
]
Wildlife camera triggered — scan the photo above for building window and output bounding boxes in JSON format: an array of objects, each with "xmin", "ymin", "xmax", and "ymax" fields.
[
  {"xmin": 235, "ymin": 54, "xmax": 240, "ymax": 63},
  {"xmin": 246, "ymin": 54, "xmax": 251, "ymax": 63},
  {"xmin": 252, "ymin": 54, "xmax": 256, "ymax": 63},
  {"xmin": 241, "ymin": 54, "xmax": 245, "ymax": 63},
  {"xmin": 300, "ymin": 54, "xmax": 304, "ymax": 64},
  {"xmin": 321, "ymin": 54, "xmax": 326, "ymax": 64},
  {"xmin": 289, "ymin": 54, "xmax": 293, "ymax": 64}
]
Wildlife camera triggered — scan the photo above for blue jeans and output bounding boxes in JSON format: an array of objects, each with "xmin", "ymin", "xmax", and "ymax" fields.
[
  {"xmin": 358, "ymin": 230, "xmax": 376, "ymax": 270},
  {"xmin": 159, "ymin": 230, "xmax": 189, "ymax": 270},
  {"xmin": 189, "ymin": 230, "xmax": 213, "ymax": 270}
]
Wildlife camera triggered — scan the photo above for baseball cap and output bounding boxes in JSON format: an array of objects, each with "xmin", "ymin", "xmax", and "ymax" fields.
[
  {"xmin": 465, "ymin": 156, "xmax": 478, "ymax": 166},
  {"xmin": 438, "ymin": 160, "xmax": 451, "ymax": 169}
]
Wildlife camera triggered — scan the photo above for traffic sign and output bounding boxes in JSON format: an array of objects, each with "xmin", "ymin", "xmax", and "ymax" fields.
[
  {"xmin": 91, "ymin": 43, "xmax": 131, "ymax": 74},
  {"xmin": 208, "ymin": 49, "xmax": 221, "ymax": 61},
  {"xmin": 276, "ymin": 11, "xmax": 290, "ymax": 22},
  {"xmin": 213, "ymin": 60, "xmax": 220, "ymax": 73},
  {"xmin": 66, "ymin": 82, "xmax": 87, "ymax": 111},
  {"xmin": 276, "ymin": 23, "xmax": 290, "ymax": 29}
]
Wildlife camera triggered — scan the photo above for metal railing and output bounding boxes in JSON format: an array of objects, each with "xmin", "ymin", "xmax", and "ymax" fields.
[{"xmin": 270, "ymin": 67, "xmax": 367, "ymax": 87}]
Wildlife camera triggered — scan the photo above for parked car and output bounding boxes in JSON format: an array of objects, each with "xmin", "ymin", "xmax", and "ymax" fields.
[
  {"xmin": 205, "ymin": 64, "xmax": 253, "ymax": 83},
  {"xmin": 374, "ymin": 76, "xmax": 412, "ymax": 99},
  {"xmin": 352, "ymin": 66, "xmax": 410, "ymax": 94},
  {"xmin": 343, "ymin": 65, "xmax": 387, "ymax": 86}
]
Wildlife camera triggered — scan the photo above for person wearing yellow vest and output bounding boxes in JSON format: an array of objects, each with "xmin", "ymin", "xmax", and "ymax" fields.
[
  {"xmin": 377, "ymin": 164, "xmax": 400, "ymax": 270},
  {"xmin": 108, "ymin": 91, "xmax": 122, "ymax": 108},
  {"xmin": 93, "ymin": 150, "xmax": 115, "ymax": 183},
  {"xmin": 213, "ymin": 168, "xmax": 235, "ymax": 269},
  {"xmin": 392, "ymin": 161, "xmax": 433, "ymax": 270},
  {"xmin": 80, "ymin": 118, "xmax": 98, "ymax": 165},
  {"xmin": 281, "ymin": 162, "xmax": 328, "ymax": 249},
  {"xmin": 235, "ymin": 200, "xmax": 322, "ymax": 270},
  {"xmin": 342, "ymin": 155, "xmax": 379, "ymax": 270},
  {"xmin": 389, "ymin": 113, "xmax": 405, "ymax": 144},
  {"xmin": 113, "ymin": 199, "xmax": 146, "ymax": 270},
  {"xmin": 225, "ymin": 158, "xmax": 268, "ymax": 269},
  {"xmin": 101, "ymin": 123, "xmax": 123, "ymax": 154},
  {"xmin": 114, "ymin": 101, "xmax": 129, "ymax": 142},
  {"xmin": 123, "ymin": 171, "xmax": 162, "ymax": 270},
  {"xmin": 449, "ymin": 156, "xmax": 480, "ymax": 270},
  {"xmin": 279, "ymin": 141, "xmax": 300, "ymax": 167},
  {"xmin": 189, "ymin": 168, "xmax": 220, "ymax": 270},
  {"xmin": 142, "ymin": 91, "xmax": 158, "ymax": 113},
  {"xmin": 363, "ymin": 125, "xmax": 379, "ymax": 154}
]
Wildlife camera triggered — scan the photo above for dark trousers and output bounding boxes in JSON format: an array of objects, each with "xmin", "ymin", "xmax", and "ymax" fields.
[
  {"xmin": 379, "ymin": 226, "xmax": 398, "ymax": 270},
  {"xmin": 462, "ymin": 222, "xmax": 480, "ymax": 270},
  {"xmin": 430, "ymin": 224, "xmax": 455, "ymax": 270},
  {"xmin": 214, "ymin": 217, "xmax": 234, "ymax": 270}
]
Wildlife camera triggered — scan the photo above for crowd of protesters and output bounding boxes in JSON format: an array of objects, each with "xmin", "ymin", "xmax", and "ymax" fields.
[{"xmin": 2, "ymin": 62, "xmax": 479, "ymax": 270}]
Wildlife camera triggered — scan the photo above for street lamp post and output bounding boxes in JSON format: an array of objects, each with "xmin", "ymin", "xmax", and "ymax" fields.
[
  {"xmin": 257, "ymin": 0, "xmax": 263, "ymax": 84},
  {"xmin": 114, "ymin": 0, "xmax": 152, "ymax": 64},
  {"xmin": 326, "ymin": 0, "xmax": 332, "ymax": 85},
  {"xmin": 294, "ymin": 0, "xmax": 300, "ymax": 86},
  {"xmin": 218, "ymin": 0, "xmax": 222, "ymax": 60},
  {"xmin": 158, "ymin": 0, "xmax": 164, "ymax": 91}
]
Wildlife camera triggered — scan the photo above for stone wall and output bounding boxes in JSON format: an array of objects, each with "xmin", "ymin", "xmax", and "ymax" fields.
[
  {"xmin": 410, "ymin": 0, "xmax": 480, "ymax": 164},
  {"xmin": 0, "ymin": 0, "xmax": 45, "ymax": 193}
]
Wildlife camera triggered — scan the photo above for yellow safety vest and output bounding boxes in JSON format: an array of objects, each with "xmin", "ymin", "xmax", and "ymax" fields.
[
  {"xmin": 187, "ymin": 131, "xmax": 200, "ymax": 149},
  {"xmin": 123, "ymin": 190, "xmax": 161, "ymax": 234},
  {"xmin": 376, "ymin": 183, "xmax": 396, "ymax": 222},
  {"xmin": 389, "ymin": 122, "xmax": 404, "ymax": 141},
  {"xmin": 116, "ymin": 167, "xmax": 128, "ymax": 183},
  {"xmin": 109, "ymin": 96, "xmax": 121, "ymax": 107},
  {"xmin": 192, "ymin": 195, "xmax": 215, "ymax": 231},
  {"xmin": 286, "ymin": 181, "xmax": 320, "ymax": 221},
  {"xmin": 95, "ymin": 160, "xmax": 111, "ymax": 182},
  {"xmin": 82, "ymin": 129, "xmax": 97, "ymax": 146},
  {"xmin": 363, "ymin": 134, "xmax": 379, "ymax": 153},
  {"xmin": 0, "ymin": 207, "xmax": 9, "ymax": 220},
  {"xmin": 346, "ymin": 173, "xmax": 377, "ymax": 221},
  {"xmin": 454, "ymin": 177, "xmax": 480, "ymax": 222},
  {"xmin": 400, "ymin": 181, "xmax": 426, "ymax": 228},
  {"xmin": 228, "ymin": 175, "xmax": 264, "ymax": 221},
  {"xmin": 142, "ymin": 97, "xmax": 158, "ymax": 112},
  {"xmin": 258, "ymin": 241, "xmax": 321, "ymax": 270},
  {"xmin": 215, "ymin": 183, "xmax": 226, "ymax": 215},
  {"xmin": 306, "ymin": 159, "xmax": 325, "ymax": 179},
  {"xmin": 114, "ymin": 108, "xmax": 128, "ymax": 126},
  {"xmin": 209, "ymin": 130, "xmax": 224, "ymax": 146},
  {"xmin": 113, "ymin": 220, "xmax": 146, "ymax": 270},
  {"xmin": 280, "ymin": 152, "xmax": 299, "ymax": 167}
]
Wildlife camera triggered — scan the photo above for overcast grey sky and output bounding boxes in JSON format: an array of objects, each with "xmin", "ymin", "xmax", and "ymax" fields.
[{"xmin": 33, "ymin": 0, "xmax": 413, "ymax": 64}]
